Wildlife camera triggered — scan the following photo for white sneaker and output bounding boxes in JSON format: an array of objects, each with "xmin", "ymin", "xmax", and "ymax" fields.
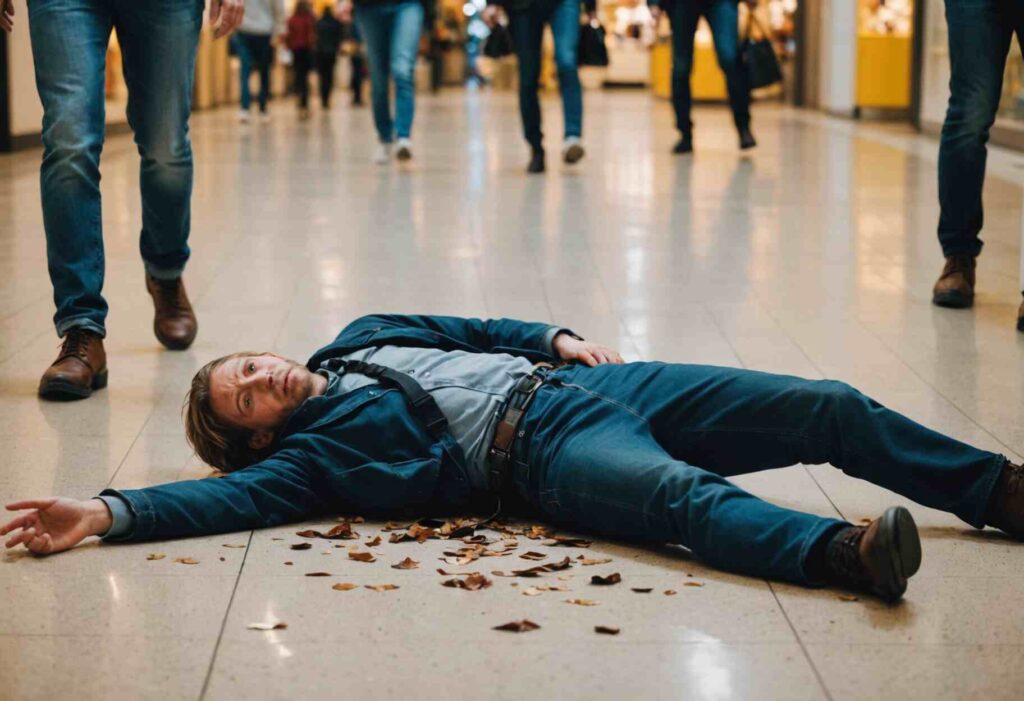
[
  {"xmin": 395, "ymin": 138, "xmax": 413, "ymax": 161},
  {"xmin": 374, "ymin": 143, "xmax": 392, "ymax": 165},
  {"xmin": 562, "ymin": 137, "xmax": 585, "ymax": 164},
  {"xmin": 238, "ymin": 109, "xmax": 250, "ymax": 124}
]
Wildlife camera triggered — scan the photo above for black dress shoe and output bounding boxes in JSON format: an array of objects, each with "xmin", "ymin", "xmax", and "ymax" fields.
[
  {"xmin": 527, "ymin": 149, "xmax": 545, "ymax": 174},
  {"xmin": 739, "ymin": 126, "xmax": 757, "ymax": 150},
  {"xmin": 673, "ymin": 134, "xmax": 693, "ymax": 154},
  {"xmin": 825, "ymin": 506, "xmax": 921, "ymax": 603}
]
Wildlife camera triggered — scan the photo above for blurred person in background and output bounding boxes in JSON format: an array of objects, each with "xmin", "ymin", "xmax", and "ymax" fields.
[
  {"xmin": 316, "ymin": 2, "xmax": 345, "ymax": 109},
  {"xmin": 287, "ymin": 0, "xmax": 317, "ymax": 120},
  {"xmin": 232, "ymin": 0, "xmax": 286, "ymax": 122}
]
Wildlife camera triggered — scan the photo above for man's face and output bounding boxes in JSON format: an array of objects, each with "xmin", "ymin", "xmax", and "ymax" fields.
[{"xmin": 209, "ymin": 354, "xmax": 319, "ymax": 437}]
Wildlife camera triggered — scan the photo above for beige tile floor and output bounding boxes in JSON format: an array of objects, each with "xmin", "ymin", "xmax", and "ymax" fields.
[{"xmin": 2, "ymin": 90, "xmax": 1024, "ymax": 701}]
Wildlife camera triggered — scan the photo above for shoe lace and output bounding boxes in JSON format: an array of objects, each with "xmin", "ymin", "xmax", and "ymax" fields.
[
  {"xmin": 1003, "ymin": 462, "xmax": 1024, "ymax": 496},
  {"xmin": 58, "ymin": 330, "xmax": 93, "ymax": 363},
  {"xmin": 826, "ymin": 526, "xmax": 868, "ymax": 584}
]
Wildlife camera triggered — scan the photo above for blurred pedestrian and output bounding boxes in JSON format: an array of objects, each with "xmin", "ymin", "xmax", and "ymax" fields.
[
  {"xmin": 232, "ymin": 0, "xmax": 286, "ymax": 122},
  {"xmin": 316, "ymin": 2, "xmax": 345, "ymax": 109},
  {"xmin": 287, "ymin": 0, "xmax": 317, "ymax": 119}
]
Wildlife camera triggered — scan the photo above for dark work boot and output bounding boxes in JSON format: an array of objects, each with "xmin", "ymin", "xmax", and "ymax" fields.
[
  {"xmin": 984, "ymin": 460, "xmax": 1024, "ymax": 540},
  {"xmin": 738, "ymin": 125, "xmax": 757, "ymax": 150},
  {"xmin": 38, "ymin": 329, "xmax": 108, "ymax": 401},
  {"xmin": 673, "ymin": 132, "xmax": 693, "ymax": 154},
  {"xmin": 146, "ymin": 274, "xmax": 198, "ymax": 350},
  {"xmin": 824, "ymin": 506, "xmax": 921, "ymax": 603},
  {"xmin": 527, "ymin": 149, "xmax": 545, "ymax": 174},
  {"xmin": 932, "ymin": 254, "xmax": 976, "ymax": 308}
]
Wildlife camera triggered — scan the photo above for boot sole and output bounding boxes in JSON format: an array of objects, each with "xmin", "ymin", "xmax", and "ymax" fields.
[
  {"xmin": 563, "ymin": 144, "xmax": 584, "ymax": 164},
  {"xmin": 932, "ymin": 290, "xmax": 974, "ymax": 308},
  {"xmin": 155, "ymin": 324, "xmax": 197, "ymax": 351},
  {"xmin": 872, "ymin": 506, "xmax": 921, "ymax": 603},
  {"xmin": 38, "ymin": 369, "xmax": 108, "ymax": 401}
]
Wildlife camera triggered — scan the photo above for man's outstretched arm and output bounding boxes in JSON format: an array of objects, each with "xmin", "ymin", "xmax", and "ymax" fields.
[{"xmin": 2, "ymin": 497, "xmax": 113, "ymax": 555}]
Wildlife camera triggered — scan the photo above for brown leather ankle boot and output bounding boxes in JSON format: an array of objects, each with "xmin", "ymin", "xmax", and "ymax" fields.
[
  {"xmin": 145, "ymin": 273, "xmax": 197, "ymax": 350},
  {"xmin": 38, "ymin": 329, "xmax": 108, "ymax": 400},
  {"xmin": 824, "ymin": 506, "xmax": 922, "ymax": 603},
  {"xmin": 932, "ymin": 255, "xmax": 976, "ymax": 308},
  {"xmin": 984, "ymin": 460, "xmax": 1024, "ymax": 540}
]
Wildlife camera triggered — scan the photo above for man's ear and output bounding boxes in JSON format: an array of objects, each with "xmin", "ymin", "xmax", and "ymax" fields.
[{"xmin": 248, "ymin": 429, "xmax": 275, "ymax": 450}]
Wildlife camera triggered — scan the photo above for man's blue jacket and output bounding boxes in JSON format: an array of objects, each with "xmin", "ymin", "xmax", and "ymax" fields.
[{"xmin": 102, "ymin": 314, "xmax": 572, "ymax": 541}]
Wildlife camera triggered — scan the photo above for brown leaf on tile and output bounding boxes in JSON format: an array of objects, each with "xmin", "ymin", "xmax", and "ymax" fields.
[
  {"xmin": 441, "ymin": 574, "xmax": 493, "ymax": 590},
  {"xmin": 461, "ymin": 534, "xmax": 493, "ymax": 545},
  {"xmin": 348, "ymin": 551, "xmax": 376, "ymax": 563},
  {"xmin": 837, "ymin": 594, "xmax": 859, "ymax": 602},
  {"xmin": 219, "ymin": 557, "xmax": 226, "ymax": 562},
  {"xmin": 332, "ymin": 583, "xmax": 358, "ymax": 591},
  {"xmin": 436, "ymin": 568, "xmax": 480, "ymax": 576},
  {"xmin": 525, "ymin": 526, "xmax": 552, "ymax": 540},
  {"xmin": 683, "ymin": 581, "xmax": 705, "ymax": 588},
  {"xmin": 364, "ymin": 584, "xmax": 400, "ymax": 592},
  {"xmin": 392, "ymin": 557, "xmax": 420, "ymax": 570},
  {"xmin": 271, "ymin": 537, "xmax": 284, "ymax": 541},
  {"xmin": 631, "ymin": 587, "xmax": 653, "ymax": 593},
  {"xmin": 284, "ymin": 561, "xmax": 294, "ymax": 566},
  {"xmin": 174, "ymin": 557, "xmax": 199, "ymax": 565},
  {"xmin": 590, "ymin": 573, "xmax": 622, "ymax": 586},
  {"xmin": 664, "ymin": 590, "xmax": 677, "ymax": 596},
  {"xmin": 350, "ymin": 516, "xmax": 366, "ymax": 524},
  {"xmin": 520, "ymin": 551, "xmax": 548, "ymax": 561},
  {"xmin": 577, "ymin": 556, "xmax": 613, "ymax": 566},
  {"xmin": 365, "ymin": 535, "xmax": 382, "ymax": 547},
  {"xmin": 381, "ymin": 521, "xmax": 408, "ymax": 532},
  {"xmin": 407, "ymin": 524, "xmax": 437, "ymax": 543},
  {"xmin": 290, "ymin": 543, "xmax": 313, "ymax": 551},
  {"xmin": 493, "ymin": 619, "xmax": 540, "ymax": 633},
  {"xmin": 544, "ymin": 556, "xmax": 573, "ymax": 571},
  {"xmin": 146, "ymin": 553, "xmax": 165, "ymax": 561},
  {"xmin": 537, "ymin": 585, "xmax": 569, "ymax": 592},
  {"xmin": 247, "ymin": 621, "xmax": 287, "ymax": 631},
  {"xmin": 543, "ymin": 536, "xmax": 592, "ymax": 548},
  {"xmin": 595, "ymin": 625, "xmax": 620, "ymax": 635},
  {"xmin": 323, "ymin": 523, "xmax": 358, "ymax": 540},
  {"xmin": 565, "ymin": 598, "xmax": 599, "ymax": 606},
  {"xmin": 305, "ymin": 572, "xmax": 332, "ymax": 577},
  {"xmin": 222, "ymin": 544, "xmax": 246, "ymax": 549},
  {"xmin": 295, "ymin": 529, "xmax": 322, "ymax": 538},
  {"xmin": 389, "ymin": 532, "xmax": 414, "ymax": 544}
]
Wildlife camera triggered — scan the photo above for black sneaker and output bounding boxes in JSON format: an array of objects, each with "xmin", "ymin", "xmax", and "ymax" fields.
[
  {"xmin": 739, "ymin": 126, "xmax": 757, "ymax": 150},
  {"xmin": 673, "ymin": 133, "xmax": 693, "ymax": 154},
  {"xmin": 825, "ymin": 506, "xmax": 921, "ymax": 603},
  {"xmin": 527, "ymin": 149, "xmax": 545, "ymax": 174}
]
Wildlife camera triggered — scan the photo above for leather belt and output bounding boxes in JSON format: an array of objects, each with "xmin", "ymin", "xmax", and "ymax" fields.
[{"xmin": 486, "ymin": 363, "xmax": 556, "ymax": 493}]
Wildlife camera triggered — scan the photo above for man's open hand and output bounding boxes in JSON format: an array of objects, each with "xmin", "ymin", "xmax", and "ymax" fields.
[
  {"xmin": 210, "ymin": 0, "xmax": 245, "ymax": 40},
  {"xmin": 1, "ymin": 0, "xmax": 15, "ymax": 34},
  {"xmin": 1, "ymin": 497, "xmax": 112, "ymax": 555},
  {"xmin": 553, "ymin": 333, "xmax": 624, "ymax": 367}
]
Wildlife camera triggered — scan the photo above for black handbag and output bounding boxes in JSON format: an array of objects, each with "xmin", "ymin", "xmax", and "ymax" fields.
[
  {"xmin": 578, "ymin": 21, "xmax": 609, "ymax": 67},
  {"xmin": 741, "ymin": 14, "xmax": 782, "ymax": 89},
  {"xmin": 483, "ymin": 24, "xmax": 514, "ymax": 59}
]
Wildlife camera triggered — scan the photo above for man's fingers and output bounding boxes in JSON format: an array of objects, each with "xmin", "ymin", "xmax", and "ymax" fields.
[
  {"xmin": 209, "ymin": 0, "xmax": 221, "ymax": 24},
  {"xmin": 0, "ymin": 513, "xmax": 35, "ymax": 536},
  {"xmin": 5, "ymin": 527, "xmax": 36, "ymax": 550},
  {"xmin": 28, "ymin": 532, "xmax": 52, "ymax": 555},
  {"xmin": 578, "ymin": 350, "xmax": 598, "ymax": 367},
  {"xmin": 6, "ymin": 498, "xmax": 57, "ymax": 511},
  {"xmin": 215, "ymin": 3, "xmax": 244, "ymax": 39}
]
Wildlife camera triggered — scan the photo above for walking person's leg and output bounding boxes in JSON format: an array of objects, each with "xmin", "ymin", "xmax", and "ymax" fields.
[
  {"xmin": 294, "ymin": 47, "xmax": 311, "ymax": 114},
  {"xmin": 255, "ymin": 34, "xmax": 272, "ymax": 115},
  {"xmin": 389, "ymin": 0, "xmax": 424, "ymax": 158},
  {"xmin": 317, "ymin": 52, "xmax": 336, "ymax": 108},
  {"xmin": 115, "ymin": 0, "xmax": 201, "ymax": 351},
  {"xmin": 351, "ymin": 52, "xmax": 365, "ymax": 105},
  {"xmin": 508, "ymin": 2, "xmax": 548, "ymax": 171},
  {"xmin": 355, "ymin": 4, "xmax": 396, "ymax": 157},
  {"xmin": 704, "ymin": 0, "xmax": 754, "ymax": 148},
  {"xmin": 933, "ymin": 0, "xmax": 1016, "ymax": 308},
  {"xmin": 233, "ymin": 33, "xmax": 254, "ymax": 116},
  {"xmin": 548, "ymin": 0, "xmax": 584, "ymax": 164},
  {"xmin": 29, "ymin": 0, "xmax": 112, "ymax": 399},
  {"xmin": 665, "ymin": 0, "xmax": 699, "ymax": 152}
]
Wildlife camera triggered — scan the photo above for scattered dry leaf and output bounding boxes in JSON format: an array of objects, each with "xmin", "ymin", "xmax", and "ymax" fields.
[
  {"xmin": 332, "ymin": 583, "xmax": 358, "ymax": 591},
  {"xmin": 284, "ymin": 561, "xmax": 293, "ymax": 566},
  {"xmin": 590, "ymin": 573, "xmax": 622, "ymax": 586},
  {"xmin": 664, "ymin": 590, "xmax": 677, "ymax": 596},
  {"xmin": 520, "ymin": 551, "xmax": 548, "ymax": 561},
  {"xmin": 381, "ymin": 521, "xmax": 407, "ymax": 531},
  {"xmin": 493, "ymin": 619, "xmax": 540, "ymax": 633},
  {"xmin": 683, "ymin": 581, "xmax": 705, "ymax": 588},
  {"xmin": 290, "ymin": 543, "xmax": 312, "ymax": 551},
  {"xmin": 631, "ymin": 587, "xmax": 653, "ymax": 593},
  {"xmin": 146, "ymin": 553, "xmax": 165, "ymax": 561},
  {"xmin": 323, "ymin": 523, "xmax": 358, "ymax": 540},
  {"xmin": 222, "ymin": 544, "xmax": 246, "ymax": 549},
  {"xmin": 595, "ymin": 625, "xmax": 620, "ymax": 635},
  {"xmin": 544, "ymin": 536, "xmax": 592, "ymax": 548},
  {"xmin": 348, "ymin": 551, "xmax": 376, "ymax": 563},
  {"xmin": 365, "ymin": 535, "xmax": 382, "ymax": 547},
  {"xmin": 350, "ymin": 516, "xmax": 365, "ymax": 524},
  {"xmin": 566, "ymin": 598, "xmax": 599, "ymax": 606},
  {"xmin": 305, "ymin": 572, "xmax": 332, "ymax": 577},
  {"xmin": 441, "ymin": 574, "xmax": 493, "ymax": 590},
  {"xmin": 174, "ymin": 557, "xmax": 199, "ymax": 565},
  {"xmin": 578, "ymin": 556, "xmax": 613, "ymax": 566},
  {"xmin": 392, "ymin": 557, "xmax": 420, "ymax": 570},
  {"xmin": 247, "ymin": 621, "xmax": 287, "ymax": 631},
  {"xmin": 365, "ymin": 584, "xmax": 400, "ymax": 592},
  {"xmin": 436, "ymin": 568, "xmax": 480, "ymax": 576},
  {"xmin": 219, "ymin": 557, "xmax": 225, "ymax": 562},
  {"xmin": 838, "ymin": 594, "xmax": 859, "ymax": 602},
  {"xmin": 295, "ymin": 529, "xmax": 322, "ymax": 538}
]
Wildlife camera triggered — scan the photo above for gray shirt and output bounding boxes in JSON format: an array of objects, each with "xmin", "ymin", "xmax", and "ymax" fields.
[{"xmin": 239, "ymin": 0, "xmax": 286, "ymax": 36}]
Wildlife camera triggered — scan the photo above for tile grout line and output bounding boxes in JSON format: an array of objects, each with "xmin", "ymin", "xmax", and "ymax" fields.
[
  {"xmin": 198, "ymin": 528, "xmax": 256, "ymax": 701},
  {"xmin": 767, "ymin": 581, "xmax": 837, "ymax": 701}
]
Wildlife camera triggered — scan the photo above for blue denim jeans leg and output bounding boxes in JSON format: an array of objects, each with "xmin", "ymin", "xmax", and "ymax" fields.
[
  {"xmin": 233, "ymin": 32, "xmax": 273, "ymax": 113},
  {"xmin": 668, "ymin": 0, "xmax": 750, "ymax": 135},
  {"xmin": 509, "ymin": 0, "xmax": 583, "ymax": 151},
  {"xmin": 28, "ymin": 0, "xmax": 202, "ymax": 338},
  {"xmin": 354, "ymin": 1, "xmax": 424, "ymax": 142},
  {"xmin": 937, "ymin": 0, "xmax": 1024, "ymax": 258},
  {"xmin": 511, "ymin": 363, "xmax": 1005, "ymax": 585}
]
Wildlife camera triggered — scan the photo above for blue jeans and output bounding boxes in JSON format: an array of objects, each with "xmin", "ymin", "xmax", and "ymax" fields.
[
  {"xmin": 512, "ymin": 363, "xmax": 1005, "ymax": 585},
  {"xmin": 667, "ymin": 0, "xmax": 750, "ymax": 134},
  {"xmin": 232, "ymin": 31, "xmax": 273, "ymax": 113},
  {"xmin": 508, "ymin": 0, "xmax": 583, "ymax": 150},
  {"xmin": 354, "ymin": 1, "xmax": 424, "ymax": 142},
  {"xmin": 28, "ymin": 0, "xmax": 202, "ymax": 338},
  {"xmin": 937, "ymin": 0, "xmax": 1024, "ymax": 258}
]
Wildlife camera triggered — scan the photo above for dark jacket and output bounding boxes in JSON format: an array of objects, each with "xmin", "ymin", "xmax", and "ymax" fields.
[
  {"xmin": 316, "ymin": 11, "xmax": 345, "ymax": 54},
  {"xmin": 102, "ymin": 315, "xmax": 572, "ymax": 542},
  {"xmin": 489, "ymin": 0, "xmax": 596, "ymax": 15},
  {"xmin": 354, "ymin": 0, "xmax": 438, "ymax": 26}
]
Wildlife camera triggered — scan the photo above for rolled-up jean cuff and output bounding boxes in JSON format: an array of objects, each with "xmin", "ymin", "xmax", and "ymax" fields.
[
  {"xmin": 56, "ymin": 316, "xmax": 106, "ymax": 339},
  {"xmin": 798, "ymin": 517, "xmax": 850, "ymax": 587},
  {"xmin": 144, "ymin": 263, "xmax": 187, "ymax": 281},
  {"xmin": 968, "ymin": 454, "xmax": 1008, "ymax": 528}
]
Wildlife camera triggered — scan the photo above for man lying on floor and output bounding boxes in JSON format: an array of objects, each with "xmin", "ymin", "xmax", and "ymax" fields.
[{"xmin": 3, "ymin": 315, "xmax": 1022, "ymax": 602}]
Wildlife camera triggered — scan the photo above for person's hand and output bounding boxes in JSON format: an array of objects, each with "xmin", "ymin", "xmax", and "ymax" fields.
[
  {"xmin": 650, "ymin": 6, "xmax": 662, "ymax": 25},
  {"xmin": 337, "ymin": 0, "xmax": 353, "ymax": 23},
  {"xmin": 481, "ymin": 5, "xmax": 502, "ymax": 28},
  {"xmin": 210, "ymin": 0, "xmax": 245, "ymax": 40},
  {"xmin": 1, "ymin": 0, "xmax": 15, "ymax": 34},
  {"xmin": 1, "ymin": 497, "xmax": 112, "ymax": 555},
  {"xmin": 553, "ymin": 333, "xmax": 624, "ymax": 367}
]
